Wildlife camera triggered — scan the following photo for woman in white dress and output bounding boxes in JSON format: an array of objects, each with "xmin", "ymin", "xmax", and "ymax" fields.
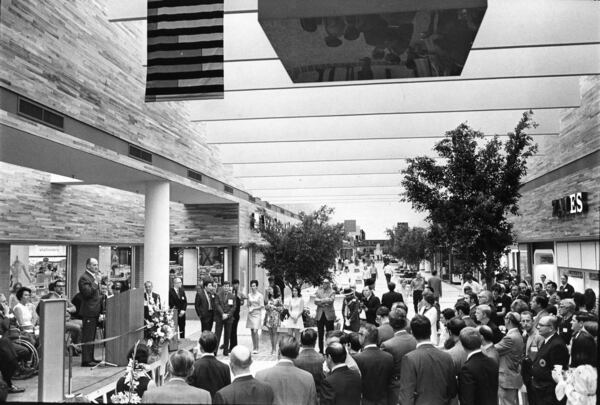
[
  {"xmin": 245, "ymin": 279, "xmax": 264, "ymax": 354},
  {"xmin": 280, "ymin": 287, "xmax": 304, "ymax": 339},
  {"xmin": 419, "ymin": 293, "xmax": 438, "ymax": 345},
  {"xmin": 13, "ymin": 286, "xmax": 38, "ymax": 346}
]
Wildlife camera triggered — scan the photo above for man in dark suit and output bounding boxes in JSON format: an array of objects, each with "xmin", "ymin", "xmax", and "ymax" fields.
[
  {"xmin": 143, "ymin": 281, "xmax": 162, "ymax": 322},
  {"xmin": 530, "ymin": 315, "xmax": 570, "ymax": 405},
  {"xmin": 78, "ymin": 257, "xmax": 103, "ymax": 367},
  {"xmin": 194, "ymin": 278, "xmax": 215, "ymax": 332},
  {"xmin": 458, "ymin": 327, "xmax": 499, "ymax": 405},
  {"xmin": 381, "ymin": 282, "xmax": 404, "ymax": 310},
  {"xmin": 214, "ymin": 345, "xmax": 274, "ymax": 405},
  {"xmin": 381, "ymin": 307, "xmax": 416, "ymax": 405},
  {"xmin": 475, "ymin": 304, "xmax": 503, "ymax": 343},
  {"xmin": 143, "ymin": 350, "xmax": 211, "ymax": 404},
  {"xmin": 361, "ymin": 287, "xmax": 381, "ymax": 326},
  {"xmin": 320, "ymin": 342, "xmax": 362, "ymax": 405},
  {"xmin": 557, "ymin": 275, "xmax": 574, "ymax": 299},
  {"xmin": 353, "ymin": 324, "xmax": 393, "ymax": 405},
  {"xmin": 570, "ymin": 311, "xmax": 597, "ymax": 367},
  {"xmin": 455, "ymin": 301, "xmax": 477, "ymax": 327},
  {"xmin": 293, "ymin": 328, "xmax": 326, "ymax": 395},
  {"xmin": 214, "ymin": 281, "xmax": 237, "ymax": 356},
  {"xmin": 230, "ymin": 279, "xmax": 245, "ymax": 348},
  {"xmin": 169, "ymin": 277, "xmax": 187, "ymax": 339},
  {"xmin": 188, "ymin": 331, "xmax": 230, "ymax": 399},
  {"xmin": 399, "ymin": 315, "xmax": 457, "ymax": 405},
  {"xmin": 376, "ymin": 306, "xmax": 394, "ymax": 345}
]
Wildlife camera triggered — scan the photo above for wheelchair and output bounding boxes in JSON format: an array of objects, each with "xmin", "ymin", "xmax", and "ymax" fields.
[{"xmin": 8, "ymin": 326, "xmax": 39, "ymax": 373}]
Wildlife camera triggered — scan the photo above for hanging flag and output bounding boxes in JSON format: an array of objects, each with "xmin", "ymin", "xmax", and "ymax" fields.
[{"xmin": 145, "ymin": 0, "xmax": 224, "ymax": 102}]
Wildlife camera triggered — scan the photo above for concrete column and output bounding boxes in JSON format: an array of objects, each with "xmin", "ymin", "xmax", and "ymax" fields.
[{"xmin": 144, "ymin": 181, "xmax": 170, "ymax": 305}]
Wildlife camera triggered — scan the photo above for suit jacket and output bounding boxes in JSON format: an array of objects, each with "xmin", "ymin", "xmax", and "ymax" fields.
[
  {"xmin": 530, "ymin": 333, "xmax": 569, "ymax": 388},
  {"xmin": 342, "ymin": 297, "xmax": 360, "ymax": 332},
  {"xmin": 214, "ymin": 375, "xmax": 274, "ymax": 405},
  {"xmin": 255, "ymin": 361, "xmax": 317, "ymax": 405},
  {"xmin": 77, "ymin": 271, "xmax": 102, "ymax": 318},
  {"xmin": 353, "ymin": 346, "xmax": 394, "ymax": 402},
  {"xmin": 494, "ymin": 327, "xmax": 524, "ymax": 389},
  {"xmin": 557, "ymin": 315, "xmax": 573, "ymax": 343},
  {"xmin": 488, "ymin": 321, "xmax": 504, "ymax": 344},
  {"xmin": 320, "ymin": 365, "xmax": 361, "ymax": 405},
  {"xmin": 377, "ymin": 323, "xmax": 394, "ymax": 346},
  {"xmin": 446, "ymin": 340, "xmax": 468, "ymax": 377},
  {"xmin": 557, "ymin": 283, "xmax": 574, "ymax": 299},
  {"xmin": 381, "ymin": 291, "xmax": 404, "ymax": 309},
  {"xmin": 481, "ymin": 344, "xmax": 499, "ymax": 365},
  {"xmin": 428, "ymin": 276, "xmax": 443, "ymax": 298},
  {"xmin": 381, "ymin": 331, "xmax": 417, "ymax": 386},
  {"xmin": 188, "ymin": 354, "xmax": 231, "ymax": 398},
  {"xmin": 458, "ymin": 352, "xmax": 499, "ymax": 405},
  {"xmin": 144, "ymin": 292, "xmax": 161, "ymax": 320},
  {"xmin": 398, "ymin": 343, "xmax": 457, "ymax": 405},
  {"xmin": 169, "ymin": 288, "xmax": 187, "ymax": 312},
  {"xmin": 570, "ymin": 330, "xmax": 596, "ymax": 367},
  {"xmin": 142, "ymin": 378, "xmax": 211, "ymax": 404},
  {"xmin": 215, "ymin": 290, "xmax": 237, "ymax": 320},
  {"xmin": 293, "ymin": 348, "xmax": 325, "ymax": 394},
  {"xmin": 362, "ymin": 294, "xmax": 380, "ymax": 325},
  {"xmin": 315, "ymin": 287, "xmax": 336, "ymax": 321},
  {"xmin": 194, "ymin": 288, "xmax": 215, "ymax": 319}
]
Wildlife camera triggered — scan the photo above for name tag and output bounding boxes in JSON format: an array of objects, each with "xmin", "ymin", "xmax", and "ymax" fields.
[
  {"xmin": 531, "ymin": 346, "xmax": 538, "ymax": 352},
  {"xmin": 496, "ymin": 303, "xmax": 503, "ymax": 308},
  {"xmin": 562, "ymin": 328, "xmax": 568, "ymax": 333},
  {"xmin": 228, "ymin": 299, "xmax": 233, "ymax": 305}
]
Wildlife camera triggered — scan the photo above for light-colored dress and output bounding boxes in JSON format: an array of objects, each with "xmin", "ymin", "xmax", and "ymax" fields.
[
  {"xmin": 246, "ymin": 291, "xmax": 264, "ymax": 330},
  {"xmin": 13, "ymin": 302, "xmax": 36, "ymax": 332},
  {"xmin": 280, "ymin": 296, "xmax": 305, "ymax": 330},
  {"xmin": 555, "ymin": 365, "xmax": 597, "ymax": 405},
  {"xmin": 421, "ymin": 305, "xmax": 438, "ymax": 345}
]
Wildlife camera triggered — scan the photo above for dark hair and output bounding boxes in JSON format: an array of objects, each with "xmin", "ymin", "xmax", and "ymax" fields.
[
  {"xmin": 441, "ymin": 308, "xmax": 456, "ymax": 321},
  {"xmin": 85, "ymin": 258, "xmax": 95, "ymax": 267},
  {"xmin": 584, "ymin": 288, "xmax": 597, "ymax": 312},
  {"xmin": 48, "ymin": 281, "xmax": 57, "ymax": 292},
  {"xmin": 300, "ymin": 328, "xmax": 318, "ymax": 347},
  {"xmin": 570, "ymin": 332, "xmax": 597, "ymax": 367},
  {"xmin": 291, "ymin": 286, "xmax": 301, "ymax": 297},
  {"xmin": 424, "ymin": 294, "xmax": 435, "ymax": 305},
  {"xmin": 127, "ymin": 343, "xmax": 150, "ymax": 364},
  {"xmin": 362, "ymin": 324, "xmax": 378, "ymax": 346},
  {"xmin": 410, "ymin": 315, "xmax": 431, "ymax": 340},
  {"xmin": 533, "ymin": 295, "xmax": 549, "ymax": 309},
  {"xmin": 325, "ymin": 342, "xmax": 346, "ymax": 363},
  {"xmin": 16, "ymin": 287, "xmax": 32, "ymax": 301},
  {"xmin": 511, "ymin": 299, "xmax": 529, "ymax": 314},
  {"xmin": 326, "ymin": 330, "xmax": 345, "ymax": 340},
  {"xmin": 388, "ymin": 282, "xmax": 396, "ymax": 291},
  {"xmin": 348, "ymin": 332, "xmax": 363, "ymax": 351},
  {"xmin": 279, "ymin": 336, "xmax": 300, "ymax": 359},
  {"xmin": 573, "ymin": 311, "xmax": 596, "ymax": 324},
  {"xmin": 546, "ymin": 281, "xmax": 557, "ymax": 290},
  {"xmin": 572, "ymin": 292, "xmax": 585, "ymax": 310},
  {"xmin": 199, "ymin": 331, "xmax": 218, "ymax": 353},
  {"xmin": 431, "ymin": 270, "xmax": 438, "ymax": 276},
  {"xmin": 459, "ymin": 327, "xmax": 482, "ymax": 351},
  {"xmin": 250, "ymin": 279, "xmax": 259, "ymax": 287},
  {"xmin": 232, "ymin": 279, "xmax": 240, "ymax": 285},
  {"xmin": 222, "ymin": 281, "xmax": 231, "ymax": 286},
  {"xmin": 583, "ymin": 321, "xmax": 598, "ymax": 338},
  {"xmin": 447, "ymin": 318, "xmax": 466, "ymax": 337},
  {"xmin": 478, "ymin": 325, "xmax": 494, "ymax": 342},
  {"xmin": 389, "ymin": 308, "xmax": 407, "ymax": 331},
  {"xmin": 547, "ymin": 305, "xmax": 557, "ymax": 316},
  {"xmin": 455, "ymin": 300, "xmax": 470, "ymax": 316},
  {"xmin": 376, "ymin": 306, "xmax": 390, "ymax": 317},
  {"xmin": 561, "ymin": 274, "xmax": 568, "ymax": 281},
  {"xmin": 168, "ymin": 350, "xmax": 195, "ymax": 378},
  {"xmin": 468, "ymin": 292, "xmax": 479, "ymax": 305}
]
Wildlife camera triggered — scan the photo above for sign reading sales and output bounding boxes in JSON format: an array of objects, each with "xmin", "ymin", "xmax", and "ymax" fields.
[{"xmin": 552, "ymin": 192, "xmax": 588, "ymax": 217}]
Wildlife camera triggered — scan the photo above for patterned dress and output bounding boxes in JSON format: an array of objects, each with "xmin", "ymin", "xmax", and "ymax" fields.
[{"xmin": 265, "ymin": 296, "xmax": 283, "ymax": 329}]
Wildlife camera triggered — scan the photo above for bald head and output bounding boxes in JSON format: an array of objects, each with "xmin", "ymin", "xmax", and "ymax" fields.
[{"xmin": 229, "ymin": 345, "xmax": 252, "ymax": 375}]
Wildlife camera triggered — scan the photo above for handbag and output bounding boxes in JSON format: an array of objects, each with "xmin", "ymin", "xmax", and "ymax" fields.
[{"xmin": 280, "ymin": 308, "xmax": 290, "ymax": 321}]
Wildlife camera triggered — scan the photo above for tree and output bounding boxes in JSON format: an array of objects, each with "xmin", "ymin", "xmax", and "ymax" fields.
[
  {"xmin": 401, "ymin": 111, "xmax": 538, "ymax": 287},
  {"xmin": 258, "ymin": 206, "xmax": 345, "ymax": 289},
  {"xmin": 386, "ymin": 225, "xmax": 431, "ymax": 269}
]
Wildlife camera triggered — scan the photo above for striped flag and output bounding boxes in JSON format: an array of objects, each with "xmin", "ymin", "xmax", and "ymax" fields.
[{"xmin": 145, "ymin": 0, "xmax": 224, "ymax": 102}]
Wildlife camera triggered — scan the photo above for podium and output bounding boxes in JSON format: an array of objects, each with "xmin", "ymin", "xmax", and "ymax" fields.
[{"xmin": 105, "ymin": 288, "xmax": 144, "ymax": 366}]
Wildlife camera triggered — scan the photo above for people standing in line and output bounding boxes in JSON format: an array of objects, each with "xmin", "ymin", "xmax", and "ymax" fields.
[
  {"xmin": 230, "ymin": 279, "xmax": 245, "ymax": 348},
  {"xmin": 255, "ymin": 336, "xmax": 317, "ymax": 405},
  {"xmin": 142, "ymin": 350, "xmax": 211, "ymax": 404},
  {"xmin": 320, "ymin": 342, "xmax": 362, "ymax": 405},
  {"xmin": 245, "ymin": 280, "xmax": 264, "ymax": 354},
  {"xmin": 187, "ymin": 331, "xmax": 231, "ymax": 399},
  {"xmin": 78, "ymin": 257, "xmax": 103, "ymax": 367},
  {"xmin": 353, "ymin": 324, "xmax": 394, "ymax": 405},
  {"xmin": 495, "ymin": 312, "xmax": 524, "ymax": 405},
  {"xmin": 314, "ymin": 278, "xmax": 336, "ymax": 354},
  {"xmin": 341, "ymin": 287, "xmax": 360, "ymax": 332},
  {"xmin": 214, "ymin": 345, "xmax": 274, "ymax": 405},
  {"xmin": 169, "ymin": 277, "xmax": 187, "ymax": 339},
  {"xmin": 194, "ymin": 278, "xmax": 216, "ymax": 332},
  {"xmin": 381, "ymin": 282, "xmax": 404, "ymax": 310},
  {"xmin": 530, "ymin": 315, "xmax": 570, "ymax": 405},
  {"xmin": 410, "ymin": 272, "xmax": 425, "ymax": 314},
  {"xmin": 361, "ymin": 287, "xmax": 380, "ymax": 326},
  {"xmin": 428, "ymin": 269, "xmax": 443, "ymax": 302},
  {"xmin": 398, "ymin": 315, "xmax": 457, "ymax": 405},
  {"xmin": 457, "ymin": 327, "xmax": 499, "ymax": 405},
  {"xmin": 264, "ymin": 285, "xmax": 283, "ymax": 355},
  {"xmin": 293, "ymin": 328, "xmax": 325, "ymax": 395},
  {"xmin": 214, "ymin": 281, "xmax": 237, "ymax": 356},
  {"xmin": 280, "ymin": 286, "xmax": 304, "ymax": 340}
]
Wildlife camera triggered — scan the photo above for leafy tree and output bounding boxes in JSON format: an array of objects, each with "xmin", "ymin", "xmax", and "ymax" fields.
[
  {"xmin": 386, "ymin": 225, "xmax": 431, "ymax": 269},
  {"xmin": 401, "ymin": 111, "xmax": 538, "ymax": 286},
  {"xmin": 259, "ymin": 206, "xmax": 345, "ymax": 289}
]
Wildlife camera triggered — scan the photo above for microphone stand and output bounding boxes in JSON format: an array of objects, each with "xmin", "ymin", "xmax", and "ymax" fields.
[{"xmin": 92, "ymin": 294, "xmax": 117, "ymax": 369}]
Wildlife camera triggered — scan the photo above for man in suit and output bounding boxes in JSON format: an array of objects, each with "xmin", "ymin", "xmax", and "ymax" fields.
[
  {"xmin": 376, "ymin": 306, "xmax": 394, "ymax": 345},
  {"xmin": 556, "ymin": 299, "xmax": 575, "ymax": 343},
  {"xmin": 361, "ymin": 287, "xmax": 381, "ymax": 326},
  {"xmin": 342, "ymin": 288, "xmax": 361, "ymax": 332},
  {"xmin": 381, "ymin": 282, "xmax": 404, "ymax": 310},
  {"xmin": 455, "ymin": 301, "xmax": 477, "ymax": 327},
  {"xmin": 315, "ymin": 278, "xmax": 336, "ymax": 353},
  {"xmin": 495, "ymin": 312, "xmax": 524, "ymax": 405},
  {"xmin": 293, "ymin": 328, "xmax": 325, "ymax": 395},
  {"xmin": 230, "ymin": 279, "xmax": 245, "ymax": 348},
  {"xmin": 445, "ymin": 318, "xmax": 468, "ymax": 376},
  {"xmin": 143, "ymin": 349, "xmax": 211, "ymax": 404},
  {"xmin": 381, "ymin": 308, "xmax": 417, "ymax": 405},
  {"xmin": 520, "ymin": 310, "xmax": 544, "ymax": 405},
  {"xmin": 256, "ymin": 336, "xmax": 317, "ymax": 405},
  {"xmin": 194, "ymin": 278, "xmax": 215, "ymax": 332},
  {"xmin": 398, "ymin": 315, "xmax": 457, "ymax": 405},
  {"xmin": 458, "ymin": 327, "xmax": 499, "ymax": 405},
  {"xmin": 479, "ymin": 325, "xmax": 500, "ymax": 364},
  {"xmin": 427, "ymin": 269, "xmax": 443, "ymax": 302},
  {"xmin": 143, "ymin": 281, "xmax": 162, "ymax": 322},
  {"xmin": 78, "ymin": 257, "xmax": 103, "ymax": 367},
  {"xmin": 320, "ymin": 342, "xmax": 362, "ymax": 405},
  {"xmin": 353, "ymin": 324, "xmax": 393, "ymax": 405},
  {"xmin": 557, "ymin": 275, "xmax": 574, "ymax": 299},
  {"xmin": 475, "ymin": 304, "xmax": 503, "ymax": 343},
  {"xmin": 214, "ymin": 281, "xmax": 237, "ymax": 356},
  {"xmin": 169, "ymin": 277, "xmax": 187, "ymax": 339},
  {"xmin": 569, "ymin": 311, "xmax": 596, "ymax": 367},
  {"xmin": 187, "ymin": 331, "xmax": 230, "ymax": 399},
  {"xmin": 530, "ymin": 315, "xmax": 569, "ymax": 405},
  {"xmin": 214, "ymin": 345, "xmax": 274, "ymax": 405}
]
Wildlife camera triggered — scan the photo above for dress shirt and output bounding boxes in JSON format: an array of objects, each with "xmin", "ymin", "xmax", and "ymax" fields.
[
  {"xmin": 330, "ymin": 364, "xmax": 347, "ymax": 373},
  {"xmin": 416, "ymin": 341, "xmax": 433, "ymax": 348},
  {"xmin": 543, "ymin": 333, "xmax": 556, "ymax": 345},
  {"xmin": 363, "ymin": 344, "xmax": 378, "ymax": 350},
  {"xmin": 205, "ymin": 290, "xmax": 212, "ymax": 310},
  {"xmin": 466, "ymin": 349, "xmax": 482, "ymax": 361},
  {"xmin": 233, "ymin": 372, "xmax": 253, "ymax": 382}
]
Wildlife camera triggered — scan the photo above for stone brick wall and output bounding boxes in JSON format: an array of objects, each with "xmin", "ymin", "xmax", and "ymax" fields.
[{"xmin": 0, "ymin": 0, "xmax": 230, "ymax": 182}]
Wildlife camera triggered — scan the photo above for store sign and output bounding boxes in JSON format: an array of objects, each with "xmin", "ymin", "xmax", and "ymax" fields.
[
  {"xmin": 552, "ymin": 192, "xmax": 587, "ymax": 217},
  {"xmin": 29, "ymin": 245, "xmax": 66, "ymax": 257}
]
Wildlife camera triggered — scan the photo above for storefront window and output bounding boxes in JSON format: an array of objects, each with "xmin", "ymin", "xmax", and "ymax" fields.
[{"xmin": 99, "ymin": 245, "xmax": 132, "ymax": 293}]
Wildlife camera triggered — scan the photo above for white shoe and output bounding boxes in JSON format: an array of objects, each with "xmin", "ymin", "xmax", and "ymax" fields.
[{"xmin": 252, "ymin": 350, "xmax": 258, "ymax": 354}]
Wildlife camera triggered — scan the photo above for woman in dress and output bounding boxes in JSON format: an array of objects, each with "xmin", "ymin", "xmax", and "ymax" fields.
[
  {"xmin": 245, "ymin": 279, "xmax": 264, "ymax": 354},
  {"xmin": 553, "ymin": 341, "xmax": 597, "ymax": 405},
  {"xmin": 12, "ymin": 287, "xmax": 38, "ymax": 346},
  {"xmin": 420, "ymin": 293, "xmax": 438, "ymax": 345},
  {"xmin": 264, "ymin": 286, "xmax": 283, "ymax": 355},
  {"xmin": 280, "ymin": 286, "xmax": 304, "ymax": 339}
]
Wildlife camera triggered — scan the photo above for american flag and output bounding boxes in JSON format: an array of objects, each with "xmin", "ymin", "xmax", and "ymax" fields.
[{"xmin": 145, "ymin": 0, "xmax": 224, "ymax": 102}]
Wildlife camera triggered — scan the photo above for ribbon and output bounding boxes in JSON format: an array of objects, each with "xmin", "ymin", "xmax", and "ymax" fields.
[{"xmin": 70, "ymin": 324, "xmax": 148, "ymax": 348}]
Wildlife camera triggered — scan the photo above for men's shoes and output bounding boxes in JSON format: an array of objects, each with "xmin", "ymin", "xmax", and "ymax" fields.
[
  {"xmin": 8, "ymin": 385, "xmax": 25, "ymax": 394},
  {"xmin": 12, "ymin": 367, "xmax": 36, "ymax": 380},
  {"xmin": 82, "ymin": 361, "xmax": 99, "ymax": 367},
  {"xmin": 219, "ymin": 344, "xmax": 225, "ymax": 350}
]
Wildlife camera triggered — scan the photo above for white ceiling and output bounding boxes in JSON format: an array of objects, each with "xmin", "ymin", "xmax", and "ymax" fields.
[{"xmin": 108, "ymin": 0, "xmax": 600, "ymax": 237}]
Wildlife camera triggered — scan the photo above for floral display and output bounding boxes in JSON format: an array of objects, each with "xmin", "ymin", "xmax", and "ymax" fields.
[
  {"xmin": 145, "ymin": 309, "xmax": 176, "ymax": 355},
  {"xmin": 110, "ymin": 342, "xmax": 148, "ymax": 404}
]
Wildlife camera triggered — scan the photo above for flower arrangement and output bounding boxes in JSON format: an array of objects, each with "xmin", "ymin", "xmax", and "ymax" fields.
[
  {"xmin": 145, "ymin": 309, "xmax": 176, "ymax": 355},
  {"xmin": 110, "ymin": 341, "xmax": 147, "ymax": 404},
  {"xmin": 110, "ymin": 391, "xmax": 141, "ymax": 404}
]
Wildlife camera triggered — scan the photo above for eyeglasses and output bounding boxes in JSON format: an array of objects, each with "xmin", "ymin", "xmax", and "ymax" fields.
[{"xmin": 537, "ymin": 323, "xmax": 551, "ymax": 327}]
